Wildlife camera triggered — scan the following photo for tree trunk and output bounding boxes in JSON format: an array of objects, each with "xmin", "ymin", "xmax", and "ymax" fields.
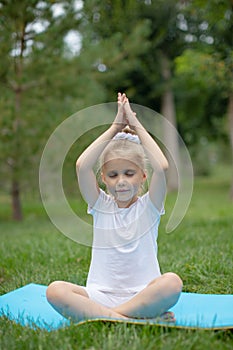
[
  {"xmin": 11, "ymin": 179, "xmax": 23, "ymax": 221},
  {"xmin": 9, "ymin": 24, "xmax": 26, "ymax": 220},
  {"xmin": 228, "ymin": 91, "xmax": 233, "ymax": 199},
  {"xmin": 160, "ymin": 53, "xmax": 180, "ymax": 191},
  {"xmin": 10, "ymin": 81, "xmax": 24, "ymax": 220}
]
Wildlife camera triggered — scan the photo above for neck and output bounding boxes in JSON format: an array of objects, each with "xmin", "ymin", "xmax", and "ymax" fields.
[{"xmin": 116, "ymin": 195, "xmax": 138, "ymax": 208}]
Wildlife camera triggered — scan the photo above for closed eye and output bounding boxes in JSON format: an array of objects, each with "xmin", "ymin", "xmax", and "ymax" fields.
[
  {"xmin": 107, "ymin": 172, "xmax": 118, "ymax": 178},
  {"xmin": 125, "ymin": 171, "xmax": 136, "ymax": 176}
]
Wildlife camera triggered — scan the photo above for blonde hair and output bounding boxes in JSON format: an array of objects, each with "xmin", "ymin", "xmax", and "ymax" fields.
[{"xmin": 100, "ymin": 126, "xmax": 146, "ymax": 171}]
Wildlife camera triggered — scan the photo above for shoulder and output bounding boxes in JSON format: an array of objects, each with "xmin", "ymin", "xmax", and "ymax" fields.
[
  {"xmin": 87, "ymin": 189, "xmax": 115, "ymax": 215},
  {"xmin": 140, "ymin": 192, "xmax": 165, "ymax": 216}
]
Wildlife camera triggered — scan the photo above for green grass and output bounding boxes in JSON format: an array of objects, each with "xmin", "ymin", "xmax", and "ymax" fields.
[{"xmin": 0, "ymin": 165, "xmax": 233, "ymax": 349}]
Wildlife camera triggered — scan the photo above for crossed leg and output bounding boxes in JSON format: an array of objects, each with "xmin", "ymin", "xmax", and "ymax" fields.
[
  {"xmin": 46, "ymin": 281, "xmax": 126, "ymax": 322},
  {"xmin": 112, "ymin": 272, "xmax": 183, "ymax": 320},
  {"xmin": 46, "ymin": 272, "xmax": 182, "ymax": 323}
]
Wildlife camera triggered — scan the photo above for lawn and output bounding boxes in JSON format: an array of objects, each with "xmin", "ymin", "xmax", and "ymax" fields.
[{"xmin": 0, "ymin": 165, "xmax": 233, "ymax": 350}]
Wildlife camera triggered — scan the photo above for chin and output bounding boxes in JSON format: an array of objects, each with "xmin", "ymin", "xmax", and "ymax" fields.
[{"xmin": 116, "ymin": 192, "xmax": 132, "ymax": 201}]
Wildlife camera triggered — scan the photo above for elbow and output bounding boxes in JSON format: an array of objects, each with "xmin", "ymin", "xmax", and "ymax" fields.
[
  {"xmin": 163, "ymin": 159, "xmax": 169, "ymax": 171},
  {"xmin": 76, "ymin": 157, "xmax": 85, "ymax": 175},
  {"xmin": 76, "ymin": 157, "xmax": 81, "ymax": 171},
  {"xmin": 76, "ymin": 158, "xmax": 81, "ymax": 174},
  {"xmin": 152, "ymin": 158, "xmax": 169, "ymax": 173},
  {"xmin": 161, "ymin": 153, "xmax": 169, "ymax": 170},
  {"xmin": 152, "ymin": 160, "xmax": 169, "ymax": 175},
  {"xmin": 157, "ymin": 157, "xmax": 169, "ymax": 171},
  {"xmin": 76, "ymin": 156, "xmax": 90, "ymax": 175}
]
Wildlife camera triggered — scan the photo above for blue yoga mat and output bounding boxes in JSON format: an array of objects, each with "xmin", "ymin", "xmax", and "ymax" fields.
[{"xmin": 0, "ymin": 283, "xmax": 233, "ymax": 330}]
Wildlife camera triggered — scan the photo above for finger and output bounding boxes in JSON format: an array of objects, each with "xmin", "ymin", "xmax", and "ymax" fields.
[{"xmin": 118, "ymin": 97, "xmax": 123, "ymax": 106}]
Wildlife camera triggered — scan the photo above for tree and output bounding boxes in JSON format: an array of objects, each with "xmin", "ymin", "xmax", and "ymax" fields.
[
  {"xmin": 175, "ymin": 0, "xmax": 233, "ymax": 194},
  {"xmin": 79, "ymin": 0, "xmax": 191, "ymax": 191},
  {"xmin": 139, "ymin": 0, "xmax": 187, "ymax": 190},
  {"xmin": 0, "ymin": 0, "xmax": 82, "ymax": 220},
  {"xmin": 0, "ymin": 0, "xmax": 154, "ymax": 220}
]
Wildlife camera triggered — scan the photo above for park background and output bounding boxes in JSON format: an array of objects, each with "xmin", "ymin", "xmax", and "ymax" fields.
[{"xmin": 0, "ymin": 1, "xmax": 233, "ymax": 349}]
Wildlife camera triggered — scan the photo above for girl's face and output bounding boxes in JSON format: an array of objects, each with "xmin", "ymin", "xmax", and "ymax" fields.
[{"xmin": 101, "ymin": 158, "xmax": 147, "ymax": 208}]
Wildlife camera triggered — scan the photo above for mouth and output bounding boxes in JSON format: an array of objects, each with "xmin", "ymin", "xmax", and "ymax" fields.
[{"xmin": 115, "ymin": 189, "xmax": 130, "ymax": 193}]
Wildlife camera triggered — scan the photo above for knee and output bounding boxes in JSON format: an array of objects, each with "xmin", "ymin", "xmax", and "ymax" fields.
[
  {"xmin": 46, "ymin": 281, "xmax": 67, "ymax": 304},
  {"xmin": 163, "ymin": 272, "xmax": 183, "ymax": 295}
]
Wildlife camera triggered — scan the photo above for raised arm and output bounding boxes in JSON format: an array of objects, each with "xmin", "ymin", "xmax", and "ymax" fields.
[
  {"xmin": 76, "ymin": 94, "xmax": 127, "ymax": 206},
  {"xmin": 123, "ymin": 95, "xmax": 168, "ymax": 212}
]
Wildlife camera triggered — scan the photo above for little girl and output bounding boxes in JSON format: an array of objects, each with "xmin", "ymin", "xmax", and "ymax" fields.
[{"xmin": 46, "ymin": 93, "xmax": 182, "ymax": 322}]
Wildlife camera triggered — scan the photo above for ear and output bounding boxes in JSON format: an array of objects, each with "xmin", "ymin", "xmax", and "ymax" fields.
[
  {"xmin": 142, "ymin": 170, "xmax": 147, "ymax": 183},
  {"xmin": 101, "ymin": 172, "xmax": 107, "ymax": 185}
]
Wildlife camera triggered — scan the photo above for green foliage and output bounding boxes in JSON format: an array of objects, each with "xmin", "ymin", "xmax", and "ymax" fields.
[
  {"xmin": 174, "ymin": 50, "xmax": 229, "ymax": 143},
  {"xmin": 175, "ymin": 50, "xmax": 228, "ymax": 91},
  {"xmin": 180, "ymin": 0, "xmax": 233, "ymax": 92},
  {"xmin": 1, "ymin": 0, "xmax": 233, "ymax": 217},
  {"xmin": 0, "ymin": 0, "xmax": 107, "ymax": 200},
  {"xmin": 80, "ymin": 0, "xmax": 187, "ymax": 108},
  {"xmin": 173, "ymin": 0, "xmax": 232, "ymax": 177}
]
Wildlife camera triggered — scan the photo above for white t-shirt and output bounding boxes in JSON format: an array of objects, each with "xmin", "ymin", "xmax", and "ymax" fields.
[{"xmin": 86, "ymin": 189, "xmax": 163, "ymax": 294}]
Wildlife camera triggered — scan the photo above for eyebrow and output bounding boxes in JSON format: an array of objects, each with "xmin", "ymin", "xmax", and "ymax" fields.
[
  {"xmin": 107, "ymin": 170, "xmax": 118, "ymax": 176},
  {"xmin": 125, "ymin": 169, "xmax": 136, "ymax": 174}
]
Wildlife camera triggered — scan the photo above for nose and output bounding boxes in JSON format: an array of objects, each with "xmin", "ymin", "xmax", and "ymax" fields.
[{"xmin": 117, "ymin": 175, "xmax": 127, "ymax": 187}]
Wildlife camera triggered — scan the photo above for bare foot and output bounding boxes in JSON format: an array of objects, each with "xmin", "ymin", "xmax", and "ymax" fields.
[
  {"xmin": 159, "ymin": 311, "xmax": 176, "ymax": 323},
  {"xmin": 126, "ymin": 311, "xmax": 176, "ymax": 323}
]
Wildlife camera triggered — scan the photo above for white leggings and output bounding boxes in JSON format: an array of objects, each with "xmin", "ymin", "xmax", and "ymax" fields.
[{"xmin": 82, "ymin": 286, "xmax": 138, "ymax": 308}]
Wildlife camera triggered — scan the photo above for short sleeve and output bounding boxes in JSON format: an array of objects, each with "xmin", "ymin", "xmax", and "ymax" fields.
[
  {"xmin": 87, "ymin": 189, "xmax": 113, "ymax": 216},
  {"xmin": 143, "ymin": 192, "xmax": 165, "ymax": 217}
]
